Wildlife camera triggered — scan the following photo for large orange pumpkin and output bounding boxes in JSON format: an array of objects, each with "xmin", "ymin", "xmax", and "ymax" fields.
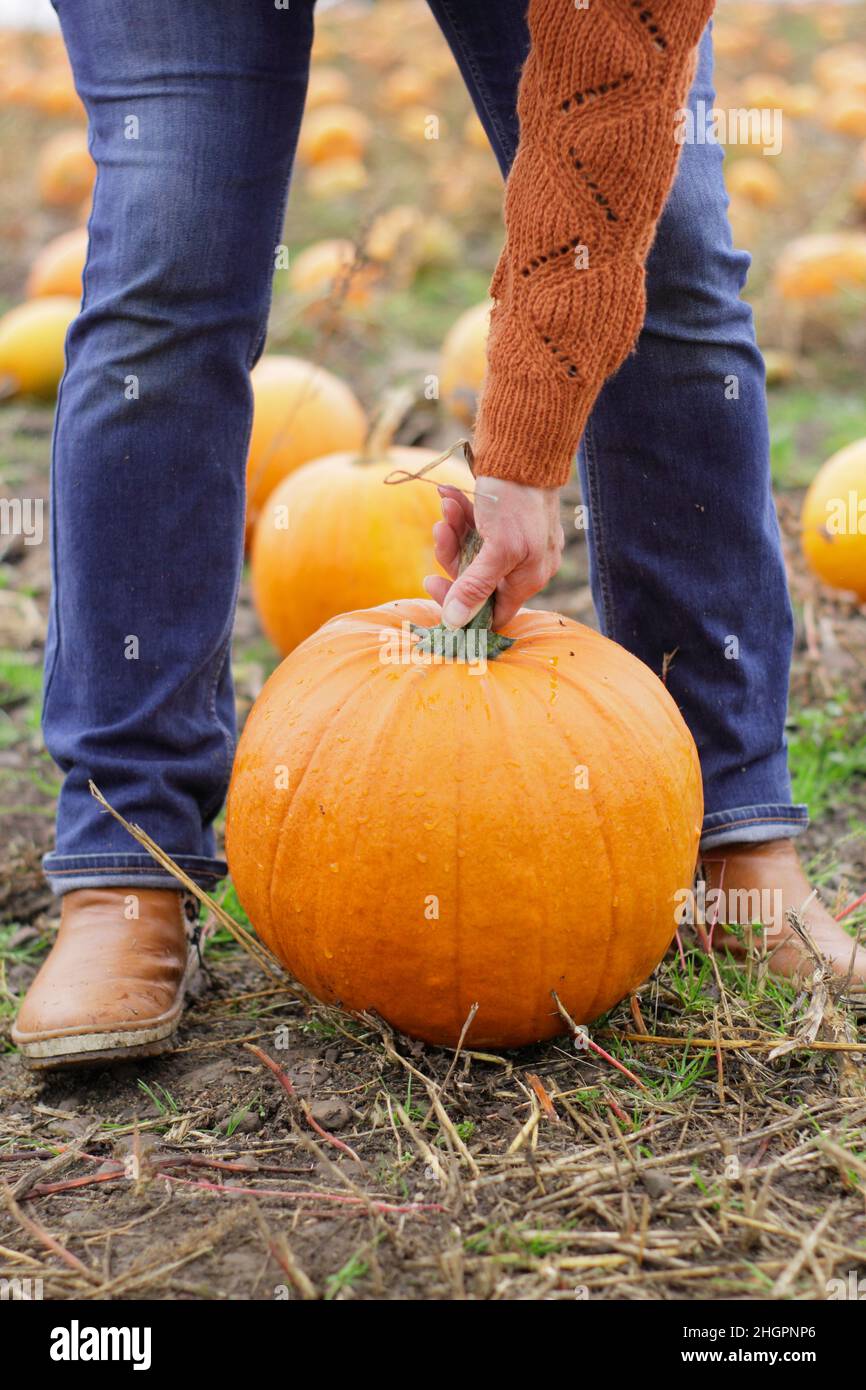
[
  {"xmin": 226, "ymin": 593, "xmax": 703, "ymax": 1048},
  {"xmin": 245, "ymin": 356, "xmax": 367, "ymax": 538},
  {"xmin": 250, "ymin": 440, "xmax": 472, "ymax": 654}
]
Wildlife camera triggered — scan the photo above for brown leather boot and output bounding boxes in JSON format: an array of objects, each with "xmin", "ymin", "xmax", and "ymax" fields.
[
  {"xmin": 700, "ymin": 840, "xmax": 866, "ymax": 989},
  {"xmin": 12, "ymin": 887, "xmax": 201, "ymax": 1069}
]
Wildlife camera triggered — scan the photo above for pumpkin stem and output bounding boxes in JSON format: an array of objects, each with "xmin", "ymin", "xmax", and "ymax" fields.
[
  {"xmin": 412, "ymin": 519, "xmax": 515, "ymax": 663},
  {"xmin": 360, "ymin": 384, "xmax": 417, "ymax": 461}
]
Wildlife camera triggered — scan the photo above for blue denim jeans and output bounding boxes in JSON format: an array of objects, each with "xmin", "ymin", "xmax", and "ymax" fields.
[{"xmin": 42, "ymin": 1, "xmax": 807, "ymax": 895}]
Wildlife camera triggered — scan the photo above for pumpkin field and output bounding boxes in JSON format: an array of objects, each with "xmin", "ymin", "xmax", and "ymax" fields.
[{"xmin": 1, "ymin": 0, "xmax": 866, "ymax": 1308}]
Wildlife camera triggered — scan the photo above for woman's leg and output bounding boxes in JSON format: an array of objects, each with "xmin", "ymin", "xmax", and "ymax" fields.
[
  {"xmin": 576, "ymin": 28, "xmax": 806, "ymax": 851},
  {"xmin": 42, "ymin": 0, "xmax": 314, "ymax": 893},
  {"xmin": 428, "ymin": 5, "xmax": 866, "ymax": 983},
  {"xmin": 428, "ymin": 4, "xmax": 805, "ymax": 852}
]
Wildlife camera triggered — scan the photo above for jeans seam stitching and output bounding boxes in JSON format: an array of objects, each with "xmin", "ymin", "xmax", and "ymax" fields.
[
  {"xmin": 434, "ymin": 0, "xmax": 514, "ymax": 161},
  {"xmin": 43, "ymin": 113, "xmax": 99, "ymax": 716},
  {"xmin": 581, "ymin": 414, "xmax": 618, "ymax": 640}
]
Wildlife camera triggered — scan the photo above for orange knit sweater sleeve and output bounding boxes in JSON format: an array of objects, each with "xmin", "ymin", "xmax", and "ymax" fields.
[{"xmin": 472, "ymin": 0, "xmax": 715, "ymax": 489}]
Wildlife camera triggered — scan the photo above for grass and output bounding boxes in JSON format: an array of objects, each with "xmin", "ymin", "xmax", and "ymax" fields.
[
  {"xmin": 768, "ymin": 386, "xmax": 866, "ymax": 489},
  {"xmin": 0, "ymin": 649, "xmax": 42, "ymax": 726},
  {"xmin": 137, "ymin": 1080, "xmax": 180, "ymax": 1116},
  {"xmin": 324, "ymin": 1249, "xmax": 372, "ymax": 1301},
  {"xmin": 787, "ymin": 696, "xmax": 866, "ymax": 820}
]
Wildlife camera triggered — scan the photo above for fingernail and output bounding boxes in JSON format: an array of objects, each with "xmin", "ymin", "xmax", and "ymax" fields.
[
  {"xmin": 442, "ymin": 599, "xmax": 470, "ymax": 629},
  {"xmin": 440, "ymin": 499, "xmax": 448, "ymax": 520}
]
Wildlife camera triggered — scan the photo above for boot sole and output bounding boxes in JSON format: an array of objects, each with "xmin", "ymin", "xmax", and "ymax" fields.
[{"xmin": 18, "ymin": 1025, "xmax": 179, "ymax": 1071}]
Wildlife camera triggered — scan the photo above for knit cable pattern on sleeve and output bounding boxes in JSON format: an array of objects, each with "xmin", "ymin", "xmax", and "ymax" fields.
[{"xmin": 472, "ymin": 0, "xmax": 715, "ymax": 489}]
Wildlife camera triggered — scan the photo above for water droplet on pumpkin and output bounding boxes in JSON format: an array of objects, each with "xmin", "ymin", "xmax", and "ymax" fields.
[
  {"xmin": 413, "ymin": 787, "xmax": 425, "ymax": 797},
  {"xmin": 423, "ymin": 819, "xmax": 436, "ymax": 831},
  {"xmin": 416, "ymin": 852, "xmax": 428, "ymax": 863},
  {"xmin": 329, "ymin": 863, "xmax": 339, "ymax": 873}
]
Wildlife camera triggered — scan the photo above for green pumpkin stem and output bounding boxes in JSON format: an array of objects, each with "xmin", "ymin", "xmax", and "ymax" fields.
[{"xmin": 412, "ymin": 523, "xmax": 515, "ymax": 663}]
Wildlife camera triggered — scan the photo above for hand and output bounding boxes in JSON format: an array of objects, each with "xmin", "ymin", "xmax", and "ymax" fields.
[{"xmin": 424, "ymin": 475, "xmax": 565, "ymax": 630}]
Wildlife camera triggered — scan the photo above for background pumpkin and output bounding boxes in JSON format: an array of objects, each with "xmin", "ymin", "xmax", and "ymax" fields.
[
  {"xmin": 250, "ymin": 429, "xmax": 472, "ymax": 654},
  {"xmin": 801, "ymin": 436, "xmax": 866, "ymax": 599},
  {"xmin": 288, "ymin": 238, "xmax": 380, "ymax": 314},
  {"xmin": 36, "ymin": 128, "xmax": 95, "ymax": 208},
  {"xmin": 245, "ymin": 355, "xmax": 367, "ymax": 539},
  {"xmin": 0, "ymin": 296, "xmax": 79, "ymax": 398},
  {"xmin": 774, "ymin": 231, "xmax": 866, "ymax": 300},
  {"xmin": 226, "ymin": 594, "xmax": 703, "ymax": 1049},
  {"xmin": 296, "ymin": 104, "xmax": 372, "ymax": 165},
  {"xmin": 439, "ymin": 300, "xmax": 490, "ymax": 425},
  {"xmin": 26, "ymin": 227, "xmax": 87, "ymax": 300}
]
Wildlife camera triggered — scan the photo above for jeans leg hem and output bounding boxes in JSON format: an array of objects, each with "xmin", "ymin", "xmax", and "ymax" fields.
[
  {"xmin": 42, "ymin": 853, "xmax": 227, "ymax": 897},
  {"xmin": 700, "ymin": 804, "xmax": 809, "ymax": 852}
]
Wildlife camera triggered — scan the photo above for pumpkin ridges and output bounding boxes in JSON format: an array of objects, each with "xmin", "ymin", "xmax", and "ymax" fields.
[
  {"xmin": 228, "ymin": 600, "xmax": 702, "ymax": 1045},
  {"xmin": 480, "ymin": 665, "xmax": 572, "ymax": 1040},
  {"xmin": 253, "ymin": 635, "xmax": 445, "ymax": 999},
  {"xmin": 555, "ymin": 671, "xmax": 671, "ymax": 1020},
  {"xmin": 541, "ymin": 637, "xmax": 701, "ymax": 789},
  {"xmin": 229, "ymin": 636, "xmax": 383, "ymax": 945},
  {"xmin": 442, "ymin": 666, "xmax": 562, "ymax": 1041},
  {"xmin": 527, "ymin": 670, "xmax": 621, "ymax": 1025},
  {"xmin": 503, "ymin": 648, "xmax": 672, "ymax": 1024}
]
